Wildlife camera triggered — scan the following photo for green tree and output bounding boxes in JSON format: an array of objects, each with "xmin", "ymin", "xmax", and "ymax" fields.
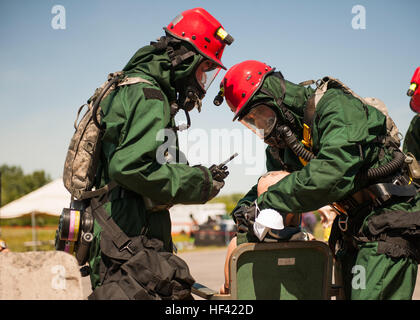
[{"xmin": 0, "ymin": 165, "xmax": 52, "ymax": 206}]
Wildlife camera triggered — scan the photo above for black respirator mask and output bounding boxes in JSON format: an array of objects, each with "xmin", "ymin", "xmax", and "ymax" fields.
[
  {"xmin": 171, "ymin": 58, "xmax": 221, "ymax": 131},
  {"xmin": 176, "ymin": 77, "xmax": 205, "ymax": 113},
  {"xmin": 176, "ymin": 57, "xmax": 221, "ymax": 112}
]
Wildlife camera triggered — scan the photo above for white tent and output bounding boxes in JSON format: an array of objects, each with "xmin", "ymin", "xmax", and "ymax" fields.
[
  {"xmin": 0, "ymin": 178, "xmax": 70, "ymax": 250},
  {"xmin": 0, "ymin": 178, "xmax": 70, "ymax": 219}
]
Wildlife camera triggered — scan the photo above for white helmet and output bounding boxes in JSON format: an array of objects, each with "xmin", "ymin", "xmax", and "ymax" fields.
[{"xmin": 253, "ymin": 208, "xmax": 284, "ymax": 241}]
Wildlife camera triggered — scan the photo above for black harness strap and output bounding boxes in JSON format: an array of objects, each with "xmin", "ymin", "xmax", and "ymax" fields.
[
  {"xmin": 151, "ymin": 36, "xmax": 197, "ymax": 68},
  {"xmin": 304, "ymin": 94, "xmax": 317, "ymax": 132},
  {"xmin": 79, "ymin": 181, "xmax": 118, "ymax": 200},
  {"xmin": 90, "ymin": 197, "xmax": 138, "ymax": 254},
  {"xmin": 368, "ymin": 183, "xmax": 417, "ymax": 206},
  {"xmin": 170, "ymin": 51, "xmax": 195, "ymax": 67},
  {"xmin": 355, "ymin": 233, "xmax": 420, "ymax": 261}
]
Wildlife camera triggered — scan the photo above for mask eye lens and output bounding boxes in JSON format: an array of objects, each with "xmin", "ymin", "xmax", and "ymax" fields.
[
  {"xmin": 195, "ymin": 60, "xmax": 221, "ymax": 91},
  {"xmin": 240, "ymin": 105, "xmax": 277, "ymax": 138}
]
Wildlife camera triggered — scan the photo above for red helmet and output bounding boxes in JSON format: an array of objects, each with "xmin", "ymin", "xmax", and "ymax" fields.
[
  {"xmin": 219, "ymin": 60, "xmax": 273, "ymax": 120},
  {"xmin": 408, "ymin": 67, "xmax": 420, "ymax": 113},
  {"xmin": 164, "ymin": 8, "xmax": 233, "ymax": 70},
  {"xmin": 410, "ymin": 93, "xmax": 420, "ymax": 113}
]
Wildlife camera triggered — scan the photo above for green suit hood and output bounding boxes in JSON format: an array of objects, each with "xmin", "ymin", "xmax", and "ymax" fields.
[
  {"xmin": 247, "ymin": 73, "xmax": 315, "ymax": 137},
  {"xmin": 122, "ymin": 42, "xmax": 202, "ymax": 102}
]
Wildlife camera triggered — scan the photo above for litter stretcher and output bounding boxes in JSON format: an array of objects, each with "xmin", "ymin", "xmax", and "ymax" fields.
[{"xmin": 192, "ymin": 240, "xmax": 344, "ymax": 300}]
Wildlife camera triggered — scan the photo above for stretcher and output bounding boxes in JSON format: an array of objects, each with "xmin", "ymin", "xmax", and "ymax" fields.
[{"xmin": 192, "ymin": 240, "xmax": 344, "ymax": 300}]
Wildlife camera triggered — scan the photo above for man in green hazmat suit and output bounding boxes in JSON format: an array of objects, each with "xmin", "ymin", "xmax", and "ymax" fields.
[
  {"xmin": 403, "ymin": 115, "xmax": 420, "ymax": 159},
  {"xmin": 215, "ymin": 60, "xmax": 419, "ymax": 300},
  {"xmin": 404, "ymin": 67, "xmax": 420, "ymax": 159},
  {"xmin": 88, "ymin": 8, "xmax": 234, "ymax": 290}
]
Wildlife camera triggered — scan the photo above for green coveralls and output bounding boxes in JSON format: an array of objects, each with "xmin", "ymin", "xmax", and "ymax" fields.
[
  {"xmin": 88, "ymin": 45, "xmax": 215, "ymax": 289},
  {"xmin": 403, "ymin": 114, "xmax": 420, "ymax": 159},
  {"xmin": 233, "ymin": 75, "xmax": 419, "ymax": 300}
]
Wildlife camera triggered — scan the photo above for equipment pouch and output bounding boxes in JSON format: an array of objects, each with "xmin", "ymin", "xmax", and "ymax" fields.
[
  {"xmin": 89, "ymin": 203, "xmax": 195, "ymax": 300},
  {"xmin": 367, "ymin": 210, "xmax": 420, "ymax": 238},
  {"xmin": 366, "ymin": 211, "xmax": 420, "ymax": 261}
]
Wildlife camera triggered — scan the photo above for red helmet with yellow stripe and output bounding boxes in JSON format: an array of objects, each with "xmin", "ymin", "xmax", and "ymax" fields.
[
  {"xmin": 164, "ymin": 8, "xmax": 233, "ymax": 70},
  {"xmin": 214, "ymin": 60, "xmax": 274, "ymax": 120},
  {"xmin": 408, "ymin": 67, "xmax": 420, "ymax": 113}
]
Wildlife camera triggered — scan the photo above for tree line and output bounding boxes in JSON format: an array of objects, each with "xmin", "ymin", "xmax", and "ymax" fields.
[{"xmin": 0, "ymin": 164, "xmax": 52, "ymax": 207}]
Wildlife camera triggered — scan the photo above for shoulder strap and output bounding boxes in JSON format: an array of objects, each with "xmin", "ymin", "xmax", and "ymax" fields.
[
  {"xmin": 304, "ymin": 76, "xmax": 369, "ymax": 126},
  {"xmin": 91, "ymin": 72, "xmax": 153, "ymax": 128},
  {"xmin": 302, "ymin": 77, "xmax": 330, "ymax": 149},
  {"xmin": 118, "ymin": 76, "xmax": 153, "ymax": 87},
  {"xmin": 79, "ymin": 74, "xmax": 153, "ymax": 200},
  {"xmin": 303, "ymin": 77, "xmax": 330, "ymax": 127},
  {"xmin": 90, "ymin": 196, "xmax": 142, "ymax": 255},
  {"xmin": 79, "ymin": 181, "xmax": 118, "ymax": 200},
  {"xmin": 302, "ymin": 76, "xmax": 369, "ymax": 147}
]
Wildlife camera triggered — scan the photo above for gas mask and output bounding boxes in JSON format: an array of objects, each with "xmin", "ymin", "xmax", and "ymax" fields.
[
  {"xmin": 175, "ymin": 58, "xmax": 221, "ymax": 113},
  {"xmin": 176, "ymin": 81, "xmax": 205, "ymax": 113},
  {"xmin": 239, "ymin": 103, "xmax": 288, "ymax": 148}
]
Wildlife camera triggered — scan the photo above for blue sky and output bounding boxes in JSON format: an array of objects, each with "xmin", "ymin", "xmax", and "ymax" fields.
[{"xmin": 0, "ymin": 0, "xmax": 419, "ymax": 195}]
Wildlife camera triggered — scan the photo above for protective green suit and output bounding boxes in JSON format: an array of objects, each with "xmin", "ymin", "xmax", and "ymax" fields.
[
  {"xmin": 403, "ymin": 114, "xmax": 420, "ymax": 159},
  {"xmin": 88, "ymin": 44, "xmax": 215, "ymax": 288},
  {"xmin": 233, "ymin": 74, "xmax": 419, "ymax": 300}
]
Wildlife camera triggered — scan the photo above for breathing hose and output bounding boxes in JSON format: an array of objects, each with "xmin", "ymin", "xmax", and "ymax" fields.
[
  {"xmin": 276, "ymin": 125, "xmax": 405, "ymax": 181},
  {"xmin": 276, "ymin": 125, "xmax": 316, "ymax": 162},
  {"xmin": 92, "ymin": 75, "xmax": 122, "ymax": 130}
]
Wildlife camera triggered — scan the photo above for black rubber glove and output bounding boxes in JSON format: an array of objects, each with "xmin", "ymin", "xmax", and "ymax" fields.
[
  {"xmin": 207, "ymin": 164, "xmax": 229, "ymax": 201},
  {"xmin": 232, "ymin": 203, "xmax": 257, "ymax": 233},
  {"xmin": 209, "ymin": 164, "xmax": 229, "ymax": 182}
]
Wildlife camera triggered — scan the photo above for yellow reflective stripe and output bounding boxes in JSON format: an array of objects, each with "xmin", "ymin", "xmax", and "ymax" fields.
[
  {"xmin": 68, "ymin": 241, "xmax": 75, "ymax": 254},
  {"xmin": 410, "ymin": 83, "xmax": 418, "ymax": 92},
  {"xmin": 299, "ymin": 123, "xmax": 312, "ymax": 166},
  {"xmin": 298, "ymin": 156, "xmax": 308, "ymax": 166},
  {"xmin": 302, "ymin": 123, "xmax": 312, "ymax": 148},
  {"xmin": 323, "ymin": 226, "xmax": 332, "ymax": 242},
  {"xmin": 71, "ymin": 210, "xmax": 80, "ymax": 242},
  {"xmin": 216, "ymin": 27, "xmax": 228, "ymax": 40},
  {"xmin": 301, "ymin": 139, "xmax": 311, "ymax": 148}
]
